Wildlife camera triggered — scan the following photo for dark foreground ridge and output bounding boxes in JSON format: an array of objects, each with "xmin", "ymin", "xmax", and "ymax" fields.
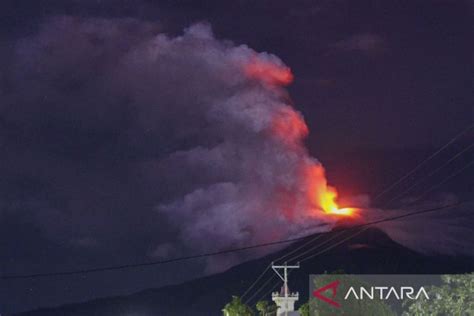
[{"xmin": 17, "ymin": 227, "xmax": 474, "ymax": 316}]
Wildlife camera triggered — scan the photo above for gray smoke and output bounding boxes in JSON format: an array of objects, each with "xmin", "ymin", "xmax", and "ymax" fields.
[
  {"xmin": 1, "ymin": 17, "xmax": 471, "ymax": 278},
  {"xmin": 1, "ymin": 16, "xmax": 338, "ymax": 272}
]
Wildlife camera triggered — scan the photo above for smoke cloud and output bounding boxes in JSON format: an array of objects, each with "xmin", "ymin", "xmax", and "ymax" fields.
[
  {"xmin": 1, "ymin": 16, "xmax": 339, "ymax": 272},
  {"xmin": 1, "ymin": 16, "xmax": 471, "ymax": 279}
]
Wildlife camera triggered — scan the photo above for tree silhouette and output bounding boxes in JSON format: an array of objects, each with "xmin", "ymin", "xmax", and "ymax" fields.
[
  {"xmin": 402, "ymin": 273, "xmax": 474, "ymax": 316},
  {"xmin": 222, "ymin": 296, "xmax": 254, "ymax": 316},
  {"xmin": 256, "ymin": 300, "xmax": 278, "ymax": 316}
]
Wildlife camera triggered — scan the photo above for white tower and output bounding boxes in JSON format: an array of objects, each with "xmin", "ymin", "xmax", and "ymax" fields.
[{"xmin": 271, "ymin": 262, "xmax": 300, "ymax": 316}]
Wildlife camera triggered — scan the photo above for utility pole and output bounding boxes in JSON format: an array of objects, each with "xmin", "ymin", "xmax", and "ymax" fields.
[{"xmin": 271, "ymin": 262, "xmax": 300, "ymax": 316}]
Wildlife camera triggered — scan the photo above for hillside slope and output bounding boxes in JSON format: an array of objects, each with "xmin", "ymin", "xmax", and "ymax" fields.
[{"xmin": 18, "ymin": 227, "xmax": 474, "ymax": 316}]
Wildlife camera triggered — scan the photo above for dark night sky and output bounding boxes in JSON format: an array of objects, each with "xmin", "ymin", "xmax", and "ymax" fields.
[{"xmin": 0, "ymin": 1, "xmax": 473, "ymax": 314}]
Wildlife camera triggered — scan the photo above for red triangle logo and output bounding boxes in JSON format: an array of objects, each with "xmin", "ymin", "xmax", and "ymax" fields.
[{"xmin": 312, "ymin": 280, "xmax": 341, "ymax": 308}]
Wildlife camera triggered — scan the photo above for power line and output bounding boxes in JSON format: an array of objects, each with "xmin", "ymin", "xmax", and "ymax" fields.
[
  {"xmin": 385, "ymin": 142, "xmax": 474, "ymax": 207},
  {"xmin": 253, "ymin": 196, "xmax": 474, "ymax": 303},
  {"xmin": 244, "ymin": 232, "xmax": 334, "ymax": 304},
  {"xmin": 254, "ymin": 227, "xmax": 370, "ymax": 301},
  {"xmin": 289, "ymin": 229, "xmax": 358, "ymax": 264},
  {"xmin": 273, "ymin": 232, "xmax": 326, "ymax": 264},
  {"xmin": 242, "ymin": 199, "xmax": 472, "ymax": 302},
  {"xmin": 242, "ymin": 123, "xmax": 474, "ymax": 302},
  {"xmin": 252, "ymin": 227, "xmax": 371, "ymax": 305},
  {"xmin": 1, "ymin": 236, "xmax": 309, "ymax": 280},
  {"xmin": 373, "ymin": 123, "xmax": 474, "ymax": 203},
  {"xmin": 2, "ymin": 200, "xmax": 471, "ymax": 280},
  {"xmin": 244, "ymin": 200, "xmax": 471, "ymax": 302},
  {"xmin": 242, "ymin": 131, "xmax": 474, "ymax": 301},
  {"xmin": 301, "ymin": 156, "xmax": 474, "ymax": 265},
  {"xmin": 253, "ymin": 269, "xmax": 295, "ymax": 306},
  {"xmin": 242, "ymin": 227, "xmax": 356, "ymax": 300},
  {"xmin": 255, "ymin": 278, "xmax": 281, "ymax": 306},
  {"xmin": 241, "ymin": 226, "xmax": 328, "ymax": 298},
  {"xmin": 243, "ymin": 274, "xmax": 276, "ymax": 305},
  {"xmin": 246, "ymin": 229, "xmax": 356, "ymax": 305},
  {"xmin": 256, "ymin": 162, "xmax": 474, "ymax": 295},
  {"xmin": 241, "ymin": 229, "xmax": 322, "ymax": 300},
  {"xmin": 250, "ymin": 227, "xmax": 370, "ymax": 306},
  {"xmin": 401, "ymin": 159, "xmax": 474, "ymax": 208},
  {"xmin": 299, "ymin": 227, "xmax": 370, "ymax": 263},
  {"xmin": 242, "ymin": 231, "xmax": 334, "ymax": 303},
  {"xmin": 241, "ymin": 264, "xmax": 271, "ymax": 300}
]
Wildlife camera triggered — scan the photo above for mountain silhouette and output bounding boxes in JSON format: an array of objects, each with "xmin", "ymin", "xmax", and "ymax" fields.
[{"xmin": 17, "ymin": 227, "xmax": 474, "ymax": 316}]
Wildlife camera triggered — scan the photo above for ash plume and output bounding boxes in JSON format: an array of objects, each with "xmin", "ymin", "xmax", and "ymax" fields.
[
  {"xmin": 0, "ymin": 16, "xmax": 337, "ymax": 272},
  {"xmin": 1, "ymin": 16, "xmax": 471, "ymax": 277}
]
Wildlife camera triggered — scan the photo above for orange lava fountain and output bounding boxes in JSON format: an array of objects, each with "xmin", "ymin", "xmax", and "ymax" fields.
[
  {"xmin": 306, "ymin": 165, "xmax": 357, "ymax": 217},
  {"xmin": 319, "ymin": 187, "xmax": 357, "ymax": 217}
]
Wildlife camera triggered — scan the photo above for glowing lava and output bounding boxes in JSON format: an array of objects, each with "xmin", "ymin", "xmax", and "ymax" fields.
[
  {"xmin": 327, "ymin": 207, "xmax": 356, "ymax": 216},
  {"xmin": 317, "ymin": 182, "xmax": 357, "ymax": 217},
  {"xmin": 305, "ymin": 165, "xmax": 356, "ymax": 217}
]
